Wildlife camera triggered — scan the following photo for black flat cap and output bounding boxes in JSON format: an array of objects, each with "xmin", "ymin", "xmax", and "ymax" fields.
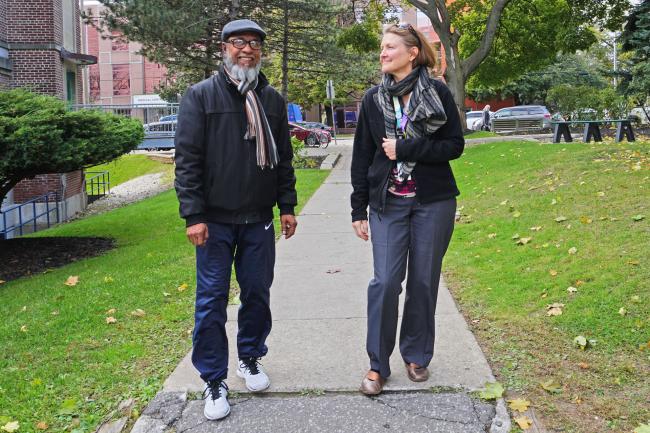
[{"xmin": 222, "ymin": 19, "xmax": 267, "ymax": 41}]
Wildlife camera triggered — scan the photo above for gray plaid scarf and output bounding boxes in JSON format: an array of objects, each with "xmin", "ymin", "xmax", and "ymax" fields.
[
  {"xmin": 223, "ymin": 67, "xmax": 279, "ymax": 169},
  {"xmin": 374, "ymin": 66, "xmax": 447, "ymax": 181}
]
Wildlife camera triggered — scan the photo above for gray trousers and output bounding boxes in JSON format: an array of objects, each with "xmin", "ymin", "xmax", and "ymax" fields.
[{"xmin": 367, "ymin": 195, "xmax": 456, "ymax": 378}]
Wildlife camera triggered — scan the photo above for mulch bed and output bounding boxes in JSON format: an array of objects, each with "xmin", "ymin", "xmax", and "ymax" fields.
[{"xmin": 0, "ymin": 237, "xmax": 115, "ymax": 282}]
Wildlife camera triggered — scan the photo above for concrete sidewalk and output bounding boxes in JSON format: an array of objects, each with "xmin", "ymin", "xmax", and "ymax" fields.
[{"xmin": 131, "ymin": 146, "xmax": 510, "ymax": 433}]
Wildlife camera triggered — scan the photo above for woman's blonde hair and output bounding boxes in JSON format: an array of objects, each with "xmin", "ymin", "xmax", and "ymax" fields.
[{"xmin": 383, "ymin": 23, "xmax": 438, "ymax": 73}]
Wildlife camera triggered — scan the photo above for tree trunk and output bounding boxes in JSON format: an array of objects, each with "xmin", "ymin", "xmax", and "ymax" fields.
[{"xmin": 281, "ymin": 0, "xmax": 289, "ymax": 101}]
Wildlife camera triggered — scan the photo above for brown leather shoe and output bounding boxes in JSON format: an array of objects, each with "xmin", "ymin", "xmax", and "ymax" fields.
[
  {"xmin": 360, "ymin": 370, "xmax": 385, "ymax": 395},
  {"xmin": 405, "ymin": 363, "xmax": 429, "ymax": 382}
]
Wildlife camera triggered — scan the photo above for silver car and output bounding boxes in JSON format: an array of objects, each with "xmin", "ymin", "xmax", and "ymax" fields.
[{"xmin": 491, "ymin": 105, "xmax": 552, "ymax": 130}]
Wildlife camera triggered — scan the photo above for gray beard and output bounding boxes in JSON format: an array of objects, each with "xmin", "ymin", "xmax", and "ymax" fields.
[{"xmin": 223, "ymin": 52, "xmax": 261, "ymax": 86}]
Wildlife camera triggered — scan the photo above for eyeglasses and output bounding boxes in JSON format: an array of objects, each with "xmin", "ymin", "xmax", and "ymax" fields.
[
  {"xmin": 225, "ymin": 38, "xmax": 263, "ymax": 50},
  {"xmin": 395, "ymin": 23, "xmax": 421, "ymax": 47}
]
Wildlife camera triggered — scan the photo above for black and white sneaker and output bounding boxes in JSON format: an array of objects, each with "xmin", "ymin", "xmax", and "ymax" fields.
[
  {"xmin": 236, "ymin": 357, "xmax": 270, "ymax": 392},
  {"xmin": 203, "ymin": 380, "xmax": 230, "ymax": 420}
]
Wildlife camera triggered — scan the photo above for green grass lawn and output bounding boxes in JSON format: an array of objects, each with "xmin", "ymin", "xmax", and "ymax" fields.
[
  {"xmin": 446, "ymin": 139, "xmax": 649, "ymax": 432},
  {"xmin": 464, "ymin": 130, "xmax": 500, "ymax": 139},
  {"xmin": 0, "ymin": 169, "xmax": 329, "ymax": 433},
  {"xmin": 86, "ymin": 154, "xmax": 174, "ymax": 189}
]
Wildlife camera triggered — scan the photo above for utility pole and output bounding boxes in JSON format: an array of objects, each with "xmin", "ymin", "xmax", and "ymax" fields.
[{"xmin": 326, "ymin": 79, "xmax": 337, "ymax": 146}]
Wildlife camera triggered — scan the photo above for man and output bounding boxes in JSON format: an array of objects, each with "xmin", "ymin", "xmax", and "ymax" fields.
[{"xmin": 174, "ymin": 19, "xmax": 297, "ymax": 421}]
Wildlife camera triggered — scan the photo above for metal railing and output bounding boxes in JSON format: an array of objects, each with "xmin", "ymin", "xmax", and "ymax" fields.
[
  {"xmin": 0, "ymin": 192, "xmax": 60, "ymax": 239},
  {"xmin": 85, "ymin": 171, "xmax": 110, "ymax": 203}
]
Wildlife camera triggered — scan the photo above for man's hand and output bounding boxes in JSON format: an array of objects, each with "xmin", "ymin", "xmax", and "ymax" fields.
[
  {"xmin": 382, "ymin": 138, "xmax": 397, "ymax": 160},
  {"xmin": 186, "ymin": 223, "xmax": 209, "ymax": 247},
  {"xmin": 280, "ymin": 214, "xmax": 298, "ymax": 239},
  {"xmin": 352, "ymin": 220, "xmax": 369, "ymax": 241}
]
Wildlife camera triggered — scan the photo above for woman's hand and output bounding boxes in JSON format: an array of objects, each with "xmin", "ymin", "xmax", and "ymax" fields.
[
  {"xmin": 352, "ymin": 220, "xmax": 369, "ymax": 241},
  {"xmin": 382, "ymin": 138, "xmax": 397, "ymax": 160}
]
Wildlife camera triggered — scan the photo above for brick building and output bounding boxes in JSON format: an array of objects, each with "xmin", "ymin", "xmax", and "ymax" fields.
[
  {"xmin": 83, "ymin": 1, "xmax": 167, "ymax": 105},
  {"xmin": 0, "ymin": 0, "xmax": 97, "ymax": 237}
]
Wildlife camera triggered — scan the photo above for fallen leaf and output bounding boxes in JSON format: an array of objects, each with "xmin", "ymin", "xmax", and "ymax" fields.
[
  {"xmin": 514, "ymin": 416, "xmax": 532, "ymax": 430},
  {"xmin": 573, "ymin": 395, "xmax": 583, "ymax": 404},
  {"xmin": 488, "ymin": 233, "xmax": 497, "ymax": 239},
  {"xmin": 104, "ymin": 276, "xmax": 114, "ymax": 283},
  {"xmin": 51, "ymin": 310, "xmax": 59, "ymax": 316},
  {"xmin": 513, "ymin": 211, "xmax": 521, "ymax": 218},
  {"xmin": 36, "ymin": 422, "xmax": 48, "ymax": 430},
  {"xmin": 546, "ymin": 303, "xmax": 564, "ymax": 316},
  {"xmin": 551, "ymin": 199, "xmax": 557, "ymax": 205},
  {"xmin": 478, "ymin": 382, "xmax": 504, "ymax": 400},
  {"xmin": 106, "ymin": 316, "xmax": 117, "ymax": 324},
  {"xmin": 162, "ymin": 292, "xmax": 171, "ymax": 297},
  {"xmin": 568, "ymin": 247, "xmax": 578, "ymax": 255},
  {"xmin": 541, "ymin": 292, "xmax": 548, "ymax": 298},
  {"xmin": 507, "ymin": 398, "xmax": 531, "ymax": 412},
  {"xmin": 20, "ymin": 325, "xmax": 27, "ymax": 333},
  {"xmin": 567, "ymin": 286, "xmax": 578, "ymax": 294},
  {"xmin": 574, "ymin": 335, "xmax": 589, "ymax": 350},
  {"xmin": 21, "ymin": 306, "xmax": 26, "ymax": 312},
  {"xmin": 1, "ymin": 421, "xmax": 19, "ymax": 432},
  {"xmin": 555, "ymin": 216, "xmax": 567, "ymax": 222},
  {"xmin": 64, "ymin": 276, "xmax": 79, "ymax": 286},
  {"xmin": 619, "ymin": 307, "xmax": 627, "ymax": 316},
  {"xmin": 500, "ymin": 199, "xmax": 509, "ymax": 205},
  {"xmin": 628, "ymin": 260, "xmax": 640, "ymax": 266},
  {"xmin": 549, "ymin": 270, "xmax": 558, "ymax": 277},
  {"xmin": 106, "ymin": 308, "xmax": 116, "ymax": 314},
  {"xmin": 540, "ymin": 379, "xmax": 562, "ymax": 393},
  {"xmin": 512, "ymin": 233, "xmax": 520, "ymax": 239},
  {"xmin": 530, "ymin": 226, "xmax": 542, "ymax": 231},
  {"xmin": 631, "ymin": 295, "xmax": 640, "ymax": 303},
  {"xmin": 58, "ymin": 398, "xmax": 78, "ymax": 415},
  {"xmin": 575, "ymin": 280, "xmax": 584, "ymax": 286},
  {"xmin": 579, "ymin": 216, "xmax": 593, "ymax": 224},
  {"xmin": 632, "ymin": 214, "xmax": 645, "ymax": 222},
  {"xmin": 177, "ymin": 283, "xmax": 189, "ymax": 292},
  {"xmin": 131, "ymin": 309, "xmax": 146, "ymax": 317},
  {"xmin": 597, "ymin": 191, "xmax": 605, "ymax": 197},
  {"xmin": 326, "ymin": 268, "xmax": 341, "ymax": 274},
  {"xmin": 578, "ymin": 362, "xmax": 590, "ymax": 369},
  {"xmin": 516, "ymin": 237, "xmax": 532, "ymax": 245}
]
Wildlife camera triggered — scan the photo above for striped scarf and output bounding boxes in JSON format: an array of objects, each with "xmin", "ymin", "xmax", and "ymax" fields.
[
  {"xmin": 374, "ymin": 66, "xmax": 447, "ymax": 181},
  {"xmin": 223, "ymin": 67, "xmax": 279, "ymax": 169}
]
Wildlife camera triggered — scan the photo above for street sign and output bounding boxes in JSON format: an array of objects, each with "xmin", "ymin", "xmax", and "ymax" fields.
[{"xmin": 326, "ymin": 79, "xmax": 335, "ymax": 100}]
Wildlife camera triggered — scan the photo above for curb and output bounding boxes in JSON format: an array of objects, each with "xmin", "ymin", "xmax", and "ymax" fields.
[{"xmin": 319, "ymin": 151, "xmax": 340, "ymax": 169}]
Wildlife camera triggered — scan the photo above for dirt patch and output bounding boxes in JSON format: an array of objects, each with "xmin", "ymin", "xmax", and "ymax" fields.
[{"xmin": 0, "ymin": 237, "xmax": 115, "ymax": 282}]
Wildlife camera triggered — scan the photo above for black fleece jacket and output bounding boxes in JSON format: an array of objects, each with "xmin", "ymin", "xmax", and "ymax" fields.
[
  {"xmin": 350, "ymin": 79, "xmax": 464, "ymax": 222},
  {"xmin": 174, "ymin": 69, "xmax": 297, "ymax": 226}
]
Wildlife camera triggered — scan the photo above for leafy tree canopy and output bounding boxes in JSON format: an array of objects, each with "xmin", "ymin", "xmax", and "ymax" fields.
[{"xmin": 0, "ymin": 89, "xmax": 144, "ymax": 204}]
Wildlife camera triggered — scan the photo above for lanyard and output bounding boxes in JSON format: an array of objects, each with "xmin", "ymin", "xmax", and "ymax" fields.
[{"xmin": 392, "ymin": 96, "xmax": 406, "ymax": 139}]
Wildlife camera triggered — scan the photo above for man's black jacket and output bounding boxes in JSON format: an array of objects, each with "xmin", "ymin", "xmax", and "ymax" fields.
[
  {"xmin": 350, "ymin": 79, "xmax": 464, "ymax": 222},
  {"xmin": 174, "ymin": 69, "xmax": 297, "ymax": 226}
]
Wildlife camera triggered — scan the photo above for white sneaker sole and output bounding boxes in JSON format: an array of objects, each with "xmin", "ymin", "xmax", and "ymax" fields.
[
  {"xmin": 204, "ymin": 405, "xmax": 230, "ymax": 421},
  {"xmin": 236, "ymin": 369, "xmax": 270, "ymax": 392}
]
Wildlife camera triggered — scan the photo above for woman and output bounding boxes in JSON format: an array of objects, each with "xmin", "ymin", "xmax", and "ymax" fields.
[{"xmin": 350, "ymin": 23, "xmax": 464, "ymax": 395}]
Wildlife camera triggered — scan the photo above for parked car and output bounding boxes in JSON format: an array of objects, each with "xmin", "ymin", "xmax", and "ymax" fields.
[
  {"xmin": 491, "ymin": 105, "xmax": 552, "ymax": 130},
  {"xmin": 159, "ymin": 114, "xmax": 178, "ymax": 122},
  {"xmin": 466, "ymin": 110, "xmax": 494, "ymax": 130},
  {"xmin": 288, "ymin": 122, "xmax": 331, "ymax": 147},
  {"xmin": 139, "ymin": 120, "xmax": 176, "ymax": 150},
  {"xmin": 296, "ymin": 121, "xmax": 335, "ymax": 137}
]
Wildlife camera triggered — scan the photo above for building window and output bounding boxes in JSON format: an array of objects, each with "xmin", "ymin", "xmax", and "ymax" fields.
[
  {"xmin": 112, "ymin": 64, "xmax": 130, "ymax": 96},
  {"xmin": 66, "ymin": 71, "xmax": 77, "ymax": 103},
  {"xmin": 111, "ymin": 31, "xmax": 129, "ymax": 51}
]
